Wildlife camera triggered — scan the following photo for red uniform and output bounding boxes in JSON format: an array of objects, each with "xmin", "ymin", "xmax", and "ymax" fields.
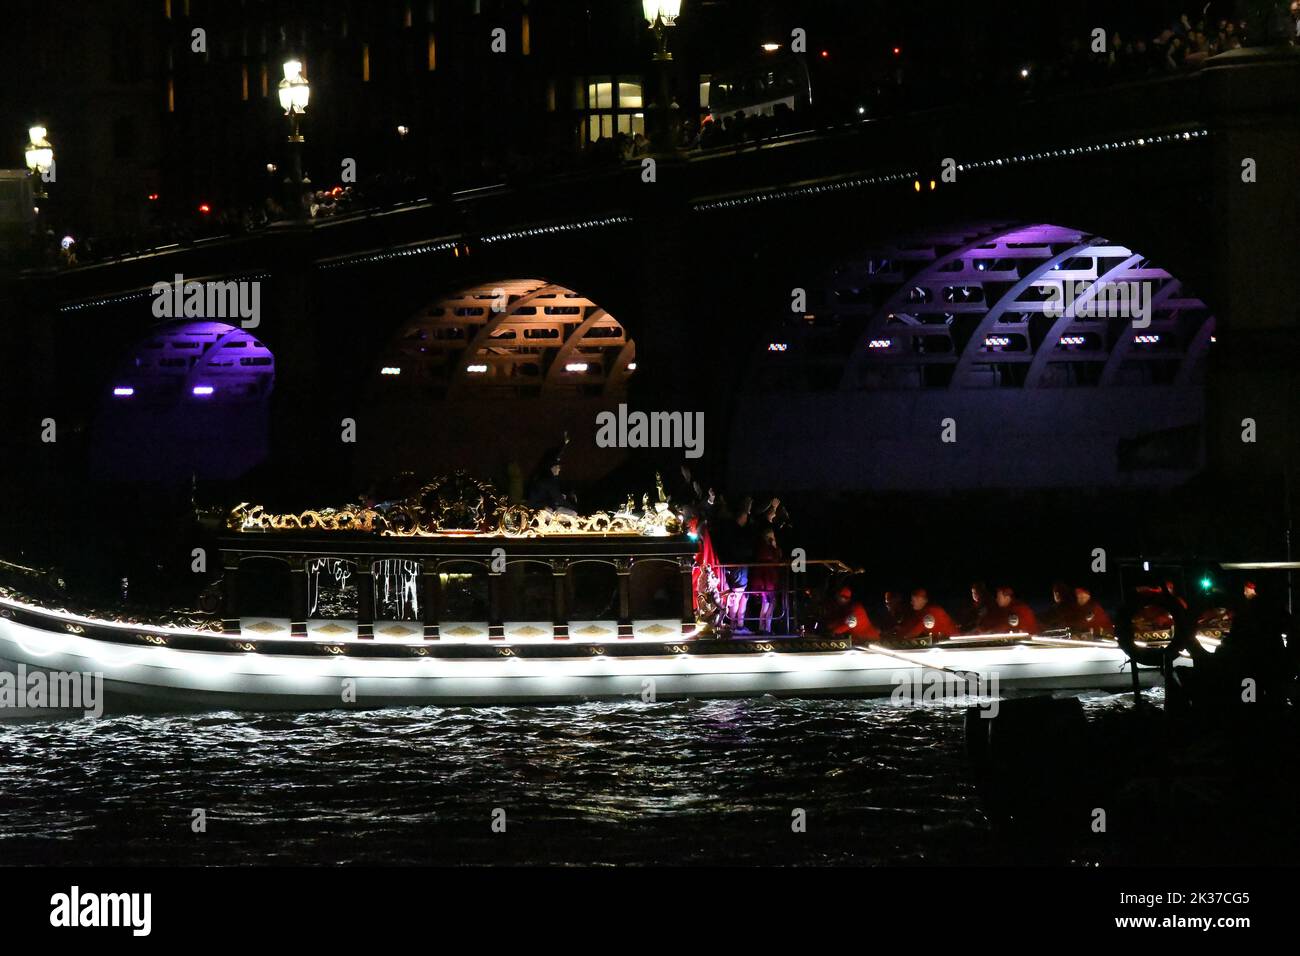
[
  {"xmin": 978, "ymin": 601, "xmax": 1040, "ymax": 635},
  {"xmin": 1071, "ymin": 599, "xmax": 1113, "ymax": 636},
  {"xmin": 895, "ymin": 603, "xmax": 958, "ymax": 642},
  {"xmin": 829, "ymin": 602, "xmax": 880, "ymax": 643}
]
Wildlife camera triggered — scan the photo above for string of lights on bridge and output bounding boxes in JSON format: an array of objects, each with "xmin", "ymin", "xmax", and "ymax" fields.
[
  {"xmin": 692, "ymin": 126, "xmax": 1209, "ymax": 213},
  {"xmin": 316, "ymin": 215, "xmax": 633, "ymax": 271},
  {"xmin": 949, "ymin": 127, "xmax": 1209, "ymax": 177},
  {"xmin": 57, "ymin": 273, "xmax": 273, "ymax": 314},
  {"xmin": 692, "ymin": 171, "xmax": 919, "ymax": 213}
]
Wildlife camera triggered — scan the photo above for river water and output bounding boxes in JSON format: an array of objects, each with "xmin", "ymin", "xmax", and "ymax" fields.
[{"xmin": 0, "ymin": 692, "xmax": 1151, "ymax": 866}]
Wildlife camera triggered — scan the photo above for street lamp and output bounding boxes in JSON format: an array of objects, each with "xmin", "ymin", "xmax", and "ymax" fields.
[
  {"xmin": 277, "ymin": 59, "xmax": 311, "ymax": 219},
  {"xmin": 24, "ymin": 125, "xmax": 53, "ymax": 200},
  {"xmin": 642, "ymin": 0, "xmax": 683, "ymax": 153},
  {"xmin": 277, "ymin": 59, "xmax": 311, "ymax": 118},
  {"xmin": 642, "ymin": 0, "xmax": 682, "ymax": 60}
]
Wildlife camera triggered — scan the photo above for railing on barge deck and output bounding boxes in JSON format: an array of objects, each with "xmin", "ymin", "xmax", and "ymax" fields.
[{"xmin": 705, "ymin": 560, "xmax": 860, "ymax": 637}]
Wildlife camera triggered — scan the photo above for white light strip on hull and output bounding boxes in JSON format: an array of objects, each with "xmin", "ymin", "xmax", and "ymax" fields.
[{"xmin": 0, "ymin": 617, "xmax": 1154, "ymax": 709}]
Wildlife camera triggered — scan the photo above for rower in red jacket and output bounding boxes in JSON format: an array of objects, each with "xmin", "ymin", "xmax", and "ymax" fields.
[
  {"xmin": 1037, "ymin": 580, "xmax": 1073, "ymax": 631},
  {"xmin": 978, "ymin": 586, "xmax": 1040, "ymax": 635},
  {"xmin": 895, "ymin": 588, "xmax": 958, "ymax": 642},
  {"xmin": 1071, "ymin": 585, "xmax": 1114, "ymax": 637},
  {"xmin": 826, "ymin": 586, "xmax": 880, "ymax": 644}
]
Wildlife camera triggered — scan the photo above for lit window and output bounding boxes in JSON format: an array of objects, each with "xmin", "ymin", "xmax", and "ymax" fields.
[
  {"xmin": 588, "ymin": 80, "xmax": 613, "ymax": 109},
  {"xmin": 618, "ymin": 81, "xmax": 642, "ymax": 108}
]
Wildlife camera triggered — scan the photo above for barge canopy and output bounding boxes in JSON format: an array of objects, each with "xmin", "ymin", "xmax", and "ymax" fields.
[{"xmin": 220, "ymin": 472, "xmax": 698, "ymax": 642}]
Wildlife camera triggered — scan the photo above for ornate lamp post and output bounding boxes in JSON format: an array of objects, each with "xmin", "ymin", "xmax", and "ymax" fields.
[
  {"xmin": 24, "ymin": 125, "xmax": 54, "ymax": 201},
  {"xmin": 277, "ymin": 60, "xmax": 311, "ymax": 219},
  {"xmin": 642, "ymin": 0, "xmax": 683, "ymax": 153}
]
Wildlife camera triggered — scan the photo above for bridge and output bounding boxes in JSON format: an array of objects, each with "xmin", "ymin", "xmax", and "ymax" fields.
[{"xmin": 3, "ymin": 47, "xmax": 1297, "ymax": 508}]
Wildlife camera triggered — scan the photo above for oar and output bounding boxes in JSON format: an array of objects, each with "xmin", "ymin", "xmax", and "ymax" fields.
[
  {"xmin": 856, "ymin": 641, "xmax": 983, "ymax": 685},
  {"xmin": 1028, "ymin": 634, "xmax": 1119, "ymax": 649}
]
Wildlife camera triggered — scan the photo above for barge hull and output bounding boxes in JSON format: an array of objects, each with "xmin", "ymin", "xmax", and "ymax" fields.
[{"xmin": 0, "ymin": 618, "xmax": 1154, "ymax": 713}]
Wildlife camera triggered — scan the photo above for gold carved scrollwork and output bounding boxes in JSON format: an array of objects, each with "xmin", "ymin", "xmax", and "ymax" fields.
[{"xmin": 229, "ymin": 472, "xmax": 684, "ymax": 539}]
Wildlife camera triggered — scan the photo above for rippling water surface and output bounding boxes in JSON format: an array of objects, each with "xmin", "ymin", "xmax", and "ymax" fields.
[{"xmin": 0, "ymin": 694, "xmax": 1143, "ymax": 866}]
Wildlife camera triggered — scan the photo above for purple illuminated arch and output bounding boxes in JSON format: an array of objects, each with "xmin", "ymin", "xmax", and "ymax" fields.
[
  {"xmin": 735, "ymin": 223, "xmax": 1219, "ymax": 491},
  {"xmin": 111, "ymin": 321, "xmax": 275, "ymax": 403},
  {"xmin": 93, "ymin": 321, "xmax": 275, "ymax": 482},
  {"xmin": 758, "ymin": 223, "xmax": 1216, "ymax": 391}
]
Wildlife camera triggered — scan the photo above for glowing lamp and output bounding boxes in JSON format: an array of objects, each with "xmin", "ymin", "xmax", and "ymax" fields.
[
  {"xmin": 112, "ymin": 387, "xmax": 135, "ymax": 397},
  {"xmin": 198, "ymin": 203, "xmax": 211, "ymax": 214},
  {"xmin": 278, "ymin": 60, "xmax": 311, "ymax": 114},
  {"xmin": 1200, "ymin": 576, "xmax": 1213, "ymax": 592},
  {"xmin": 192, "ymin": 385, "xmax": 215, "ymax": 396},
  {"xmin": 565, "ymin": 362, "xmax": 590, "ymax": 372},
  {"xmin": 380, "ymin": 366, "xmax": 401, "ymax": 376},
  {"xmin": 642, "ymin": 0, "xmax": 682, "ymax": 25},
  {"xmin": 24, "ymin": 126, "xmax": 53, "ymax": 174}
]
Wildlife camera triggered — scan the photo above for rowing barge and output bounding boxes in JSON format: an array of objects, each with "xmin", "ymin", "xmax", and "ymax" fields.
[{"xmin": 0, "ymin": 475, "xmax": 1158, "ymax": 713}]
